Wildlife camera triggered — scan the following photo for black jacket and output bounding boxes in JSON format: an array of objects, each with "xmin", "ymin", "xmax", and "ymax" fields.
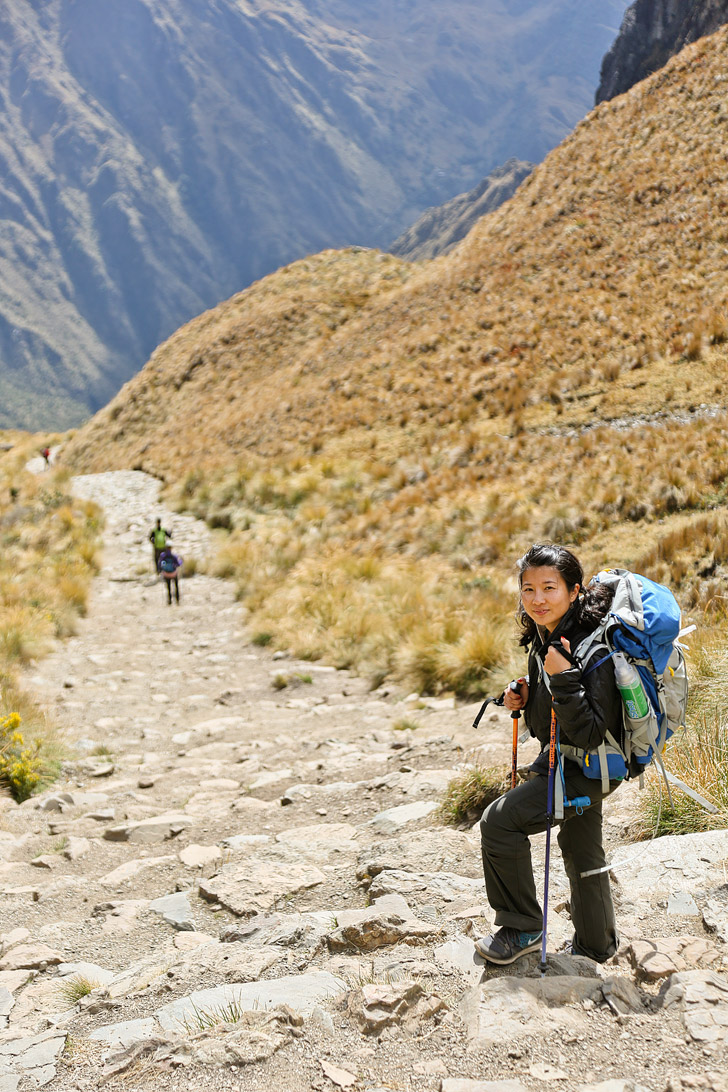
[{"xmin": 523, "ymin": 602, "xmax": 623, "ymax": 774}]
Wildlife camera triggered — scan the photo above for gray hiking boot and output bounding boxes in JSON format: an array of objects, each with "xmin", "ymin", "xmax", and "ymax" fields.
[{"xmin": 474, "ymin": 926, "xmax": 542, "ymax": 965}]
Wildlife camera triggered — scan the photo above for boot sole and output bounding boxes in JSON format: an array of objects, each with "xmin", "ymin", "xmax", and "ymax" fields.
[{"xmin": 474, "ymin": 938, "xmax": 542, "ymax": 964}]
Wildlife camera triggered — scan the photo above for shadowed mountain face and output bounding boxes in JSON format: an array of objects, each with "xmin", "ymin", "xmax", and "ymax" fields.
[
  {"xmin": 0, "ymin": 0, "xmax": 625, "ymax": 429},
  {"xmin": 597, "ymin": 0, "xmax": 728, "ymax": 102}
]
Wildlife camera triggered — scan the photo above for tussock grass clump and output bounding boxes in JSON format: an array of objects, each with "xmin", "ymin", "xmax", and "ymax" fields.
[
  {"xmin": 634, "ymin": 624, "xmax": 728, "ymax": 838},
  {"xmin": 252, "ymin": 549, "xmax": 512, "ymax": 696},
  {"xmin": 634, "ymin": 719, "xmax": 728, "ymax": 838},
  {"xmin": 393, "ymin": 718, "xmax": 420, "ymax": 731},
  {"xmin": 180, "ymin": 997, "xmax": 249, "ymax": 1032},
  {"xmin": 438, "ymin": 764, "xmax": 510, "ymax": 826},
  {"xmin": 57, "ymin": 975, "xmax": 100, "ymax": 1007}
]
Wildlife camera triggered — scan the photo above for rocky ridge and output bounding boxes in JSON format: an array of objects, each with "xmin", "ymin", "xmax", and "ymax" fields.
[
  {"xmin": 596, "ymin": 0, "xmax": 728, "ymax": 102},
  {"xmin": 389, "ymin": 159, "xmax": 534, "ymax": 262},
  {"xmin": 1, "ymin": 470, "xmax": 727, "ymax": 1091}
]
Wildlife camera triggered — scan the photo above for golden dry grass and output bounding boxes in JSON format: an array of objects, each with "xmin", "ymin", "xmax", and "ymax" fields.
[
  {"xmin": 58, "ymin": 27, "xmax": 728, "ymax": 692},
  {"xmin": 0, "ymin": 435, "xmax": 102, "ymax": 796}
]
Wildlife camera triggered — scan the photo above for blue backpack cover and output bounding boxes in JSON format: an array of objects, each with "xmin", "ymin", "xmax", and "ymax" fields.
[{"xmin": 565, "ymin": 569, "xmax": 688, "ymax": 789}]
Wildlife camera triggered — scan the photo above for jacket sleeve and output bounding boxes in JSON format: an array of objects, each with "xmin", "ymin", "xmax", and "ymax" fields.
[{"xmin": 547, "ymin": 657, "xmax": 621, "ymax": 753}]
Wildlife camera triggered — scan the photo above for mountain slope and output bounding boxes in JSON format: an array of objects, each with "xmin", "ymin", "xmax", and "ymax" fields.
[
  {"xmin": 65, "ymin": 26, "xmax": 728, "ymax": 472},
  {"xmin": 596, "ymin": 0, "xmax": 728, "ymax": 101},
  {"xmin": 62, "ymin": 25, "xmax": 728, "ymax": 685},
  {"xmin": 0, "ymin": 0, "xmax": 625, "ymax": 429}
]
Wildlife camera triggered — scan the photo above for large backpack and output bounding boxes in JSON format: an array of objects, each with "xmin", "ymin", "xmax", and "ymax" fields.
[
  {"xmin": 159, "ymin": 553, "xmax": 178, "ymax": 574},
  {"xmin": 559, "ymin": 569, "xmax": 689, "ymax": 794}
]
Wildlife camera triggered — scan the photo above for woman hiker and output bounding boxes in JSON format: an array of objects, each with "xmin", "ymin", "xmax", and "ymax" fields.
[
  {"xmin": 158, "ymin": 548, "xmax": 183, "ymax": 605},
  {"xmin": 475, "ymin": 543, "xmax": 622, "ymax": 966}
]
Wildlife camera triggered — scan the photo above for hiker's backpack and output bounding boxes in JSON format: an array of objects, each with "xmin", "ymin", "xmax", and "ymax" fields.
[
  {"xmin": 559, "ymin": 569, "xmax": 689, "ymax": 793},
  {"xmin": 159, "ymin": 554, "xmax": 177, "ymax": 574}
]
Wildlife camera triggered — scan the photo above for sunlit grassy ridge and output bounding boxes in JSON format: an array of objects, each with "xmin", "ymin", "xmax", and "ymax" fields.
[
  {"xmin": 62, "ymin": 29, "xmax": 728, "ymax": 693},
  {"xmin": 0, "ymin": 434, "xmax": 102, "ymax": 797}
]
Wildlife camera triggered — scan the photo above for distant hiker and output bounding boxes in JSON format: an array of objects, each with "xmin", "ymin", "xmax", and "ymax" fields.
[
  {"xmin": 158, "ymin": 548, "xmax": 183, "ymax": 605},
  {"xmin": 149, "ymin": 518, "xmax": 172, "ymax": 573},
  {"xmin": 40, "ymin": 446, "xmax": 50, "ymax": 468},
  {"xmin": 475, "ymin": 543, "xmax": 623, "ymax": 966}
]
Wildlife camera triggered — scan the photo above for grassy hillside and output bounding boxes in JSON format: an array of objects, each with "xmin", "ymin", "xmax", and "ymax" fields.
[
  {"xmin": 64, "ymin": 28, "xmax": 728, "ymax": 694},
  {"xmin": 0, "ymin": 434, "xmax": 101, "ymax": 797}
]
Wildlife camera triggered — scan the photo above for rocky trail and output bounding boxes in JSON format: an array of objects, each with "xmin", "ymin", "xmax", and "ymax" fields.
[{"xmin": 1, "ymin": 471, "xmax": 728, "ymax": 1092}]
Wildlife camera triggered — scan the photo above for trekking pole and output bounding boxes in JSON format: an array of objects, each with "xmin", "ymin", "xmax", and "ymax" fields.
[
  {"xmin": 473, "ymin": 680, "xmax": 523, "ymax": 792},
  {"xmin": 540, "ymin": 705, "xmax": 558, "ymax": 975},
  {"xmin": 508, "ymin": 681, "xmax": 521, "ymax": 790}
]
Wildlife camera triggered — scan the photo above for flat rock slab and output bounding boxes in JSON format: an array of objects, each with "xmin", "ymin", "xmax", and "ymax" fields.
[
  {"xmin": 89, "ymin": 1018, "xmax": 158, "ymax": 1049},
  {"xmin": 611, "ymin": 830, "xmax": 728, "ymax": 905},
  {"xmin": 275, "ymin": 823, "xmax": 358, "ymax": 852},
  {"xmin": 668, "ymin": 891, "xmax": 700, "ymax": 916},
  {"xmin": 155, "ymin": 971, "xmax": 346, "ymax": 1031},
  {"xmin": 0, "ymin": 944, "xmax": 62, "ymax": 971},
  {"xmin": 441, "ymin": 1083, "xmax": 529, "ymax": 1092},
  {"xmin": 103, "ymin": 813, "xmax": 193, "ymax": 844},
  {"xmin": 58, "ymin": 961, "xmax": 116, "ymax": 985},
  {"xmin": 369, "ymin": 869, "xmax": 483, "ymax": 903},
  {"xmin": 462, "ymin": 975, "xmax": 603, "ymax": 1045},
  {"xmin": 148, "ymin": 892, "xmax": 195, "ymax": 931},
  {"xmin": 434, "ymin": 936, "xmax": 486, "ymax": 983},
  {"xmin": 189, "ymin": 716, "xmax": 248, "ymax": 736},
  {"xmin": 0, "ymin": 1029, "xmax": 67, "ymax": 1087},
  {"xmin": 660, "ymin": 969, "xmax": 728, "ymax": 1043},
  {"xmin": 199, "ymin": 859, "xmax": 326, "ymax": 915},
  {"xmin": 174, "ymin": 944, "xmax": 281, "ymax": 983},
  {"xmin": 179, "ymin": 844, "xmax": 223, "ymax": 869},
  {"xmin": 99, "ymin": 855, "xmax": 175, "ymax": 886},
  {"xmin": 368, "ymin": 801, "xmax": 439, "ymax": 834},
  {"xmin": 577, "ymin": 1083, "xmax": 653, "ymax": 1092},
  {"xmin": 0, "ymin": 987, "xmax": 13, "ymax": 1028}
]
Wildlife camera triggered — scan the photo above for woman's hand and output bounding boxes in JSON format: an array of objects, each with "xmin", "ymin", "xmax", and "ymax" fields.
[
  {"xmin": 544, "ymin": 637, "xmax": 572, "ymax": 675},
  {"xmin": 503, "ymin": 678, "xmax": 528, "ymax": 710}
]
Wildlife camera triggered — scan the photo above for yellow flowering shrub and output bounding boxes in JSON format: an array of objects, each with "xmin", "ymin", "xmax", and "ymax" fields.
[{"xmin": 0, "ymin": 712, "xmax": 42, "ymax": 802}]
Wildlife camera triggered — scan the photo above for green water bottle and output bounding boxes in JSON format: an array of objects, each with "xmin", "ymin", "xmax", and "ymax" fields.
[{"xmin": 612, "ymin": 651, "xmax": 649, "ymax": 720}]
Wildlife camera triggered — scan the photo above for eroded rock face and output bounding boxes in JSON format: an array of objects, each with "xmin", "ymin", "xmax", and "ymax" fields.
[
  {"xmin": 660, "ymin": 969, "xmax": 728, "ymax": 1043},
  {"xmin": 347, "ymin": 981, "xmax": 446, "ymax": 1034},
  {"xmin": 596, "ymin": 0, "xmax": 728, "ymax": 103}
]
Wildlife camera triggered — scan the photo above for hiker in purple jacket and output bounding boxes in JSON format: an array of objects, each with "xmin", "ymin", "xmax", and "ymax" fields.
[{"xmin": 158, "ymin": 549, "xmax": 183, "ymax": 604}]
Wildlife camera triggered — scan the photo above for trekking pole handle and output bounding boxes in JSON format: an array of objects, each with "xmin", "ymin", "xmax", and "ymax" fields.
[{"xmin": 508, "ymin": 679, "xmax": 523, "ymax": 719}]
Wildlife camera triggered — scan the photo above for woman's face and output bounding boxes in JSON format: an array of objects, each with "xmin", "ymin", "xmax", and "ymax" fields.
[{"xmin": 520, "ymin": 565, "xmax": 579, "ymax": 632}]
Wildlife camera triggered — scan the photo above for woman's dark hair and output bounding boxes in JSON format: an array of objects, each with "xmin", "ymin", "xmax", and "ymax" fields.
[{"xmin": 515, "ymin": 543, "xmax": 613, "ymax": 647}]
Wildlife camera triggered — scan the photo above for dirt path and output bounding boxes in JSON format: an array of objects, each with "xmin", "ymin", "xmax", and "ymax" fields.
[{"xmin": 1, "ymin": 471, "xmax": 726, "ymax": 1092}]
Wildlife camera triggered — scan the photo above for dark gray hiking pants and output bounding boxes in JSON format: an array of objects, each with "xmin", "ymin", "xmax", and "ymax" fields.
[{"xmin": 480, "ymin": 764, "xmax": 619, "ymax": 963}]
